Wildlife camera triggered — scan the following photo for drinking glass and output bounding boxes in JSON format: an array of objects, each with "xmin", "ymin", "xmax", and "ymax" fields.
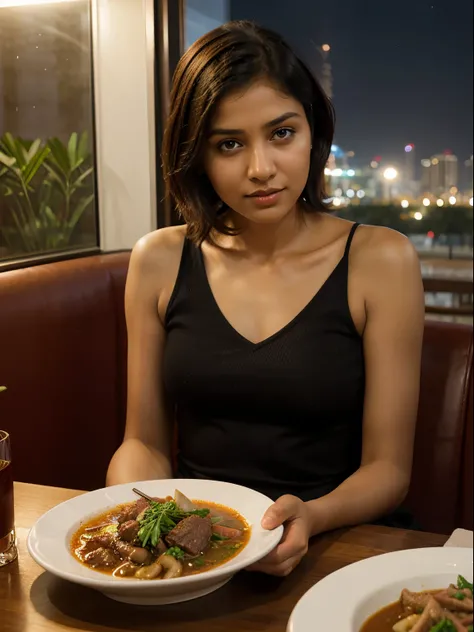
[{"xmin": 0, "ymin": 431, "xmax": 17, "ymax": 566}]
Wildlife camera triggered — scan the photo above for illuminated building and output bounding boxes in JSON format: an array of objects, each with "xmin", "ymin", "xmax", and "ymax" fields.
[
  {"xmin": 319, "ymin": 44, "xmax": 333, "ymax": 99},
  {"xmin": 463, "ymin": 155, "xmax": 473, "ymax": 195},
  {"xmin": 421, "ymin": 151, "xmax": 458, "ymax": 195},
  {"xmin": 404, "ymin": 144, "xmax": 415, "ymax": 182}
]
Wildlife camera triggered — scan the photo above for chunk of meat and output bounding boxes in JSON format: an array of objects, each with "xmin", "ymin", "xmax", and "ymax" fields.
[
  {"xmin": 400, "ymin": 589, "xmax": 432, "ymax": 614},
  {"xmin": 212, "ymin": 524, "xmax": 243, "ymax": 539},
  {"xmin": 444, "ymin": 611, "xmax": 471, "ymax": 631},
  {"xmin": 166, "ymin": 515, "xmax": 212, "ymax": 557},
  {"xmin": 84, "ymin": 547, "xmax": 121, "ymax": 568},
  {"xmin": 117, "ymin": 499, "xmax": 150, "ymax": 524},
  {"xmin": 76, "ymin": 532, "xmax": 115, "ymax": 558},
  {"xmin": 153, "ymin": 538, "xmax": 168, "ymax": 557},
  {"xmin": 410, "ymin": 597, "xmax": 443, "ymax": 632},
  {"xmin": 117, "ymin": 520, "xmax": 140, "ymax": 543},
  {"xmin": 435, "ymin": 588, "xmax": 473, "ymax": 613},
  {"xmin": 117, "ymin": 497, "xmax": 166, "ymax": 524},
  {"xmin": 447, "ymin": 586, "xmax": 473, "ymax": 600}
]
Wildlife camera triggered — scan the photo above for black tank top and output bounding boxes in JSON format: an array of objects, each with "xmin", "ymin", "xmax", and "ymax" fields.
[{"xmin": 163, "ymin": 223, "xmax": 365, "ymax": 502}]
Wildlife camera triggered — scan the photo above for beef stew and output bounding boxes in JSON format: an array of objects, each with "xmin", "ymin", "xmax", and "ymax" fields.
[{"xmin": 71, "ymin": 489, "xmax": 250, "ymax": 580}]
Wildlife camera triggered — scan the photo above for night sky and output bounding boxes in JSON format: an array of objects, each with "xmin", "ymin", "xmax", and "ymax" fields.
[{"xmin": 230, "ymin": 0, "xmax": 473, "ymax": 169}]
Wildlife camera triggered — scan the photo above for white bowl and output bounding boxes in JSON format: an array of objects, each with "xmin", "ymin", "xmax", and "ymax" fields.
[
  {"xmin": 287, "ymin": 546, "xmax": 473, "ymax": 632},
  {"xmin": 27, "ymin": 479, "xmax": 283, "ymax": 605}
]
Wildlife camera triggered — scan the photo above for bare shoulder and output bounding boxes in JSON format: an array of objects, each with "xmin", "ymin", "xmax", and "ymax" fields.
[
  {"xmin": 350, "ymin": 225, "xmax": 424, "ymax": 316},
  {"xmin": 352, "ymin": 224, "xmax": 420, "ymax": 273},
  {"xmin": 130, "ymin": 225, "xmax": 187, "ymax": 281}
]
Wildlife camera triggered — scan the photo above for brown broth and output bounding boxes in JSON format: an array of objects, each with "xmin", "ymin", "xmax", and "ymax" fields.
[
  {"xmin": 359, "ymin": 588, "xmax": 473, "ymax": 632},
  {"xmin": 360, "ymin": 601, "xmax": 405, "ymax": 632},
  {"xmin": 70, "ymin": 498, "xmax": 251, "ymax": 578}
]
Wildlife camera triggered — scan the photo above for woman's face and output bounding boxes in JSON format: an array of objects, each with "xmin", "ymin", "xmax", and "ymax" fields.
[{"xmin": 203, "ymin": 80, "xmax": 312, "ymax": 226}]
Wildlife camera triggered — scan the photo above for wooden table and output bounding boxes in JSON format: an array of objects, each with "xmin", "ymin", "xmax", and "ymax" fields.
[{"xmin": 0, "ymin": 483, "xmax": 448, "ymax": 632}]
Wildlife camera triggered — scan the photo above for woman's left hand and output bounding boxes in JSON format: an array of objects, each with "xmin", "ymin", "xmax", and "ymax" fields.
[{"xmin": 246, "ymin": 495, "xmax": 312, "ymax": 577}]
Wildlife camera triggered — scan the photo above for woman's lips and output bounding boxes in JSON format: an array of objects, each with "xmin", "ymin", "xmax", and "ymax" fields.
[{"xmin": 247, "ymin": 190, "xmax": 284, "ymax": 206}]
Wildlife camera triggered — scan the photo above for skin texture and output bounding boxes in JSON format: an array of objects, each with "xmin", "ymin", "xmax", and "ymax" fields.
[{"xmin": 107, "ymin": 80, "xmax": 425, "ymax": 577}]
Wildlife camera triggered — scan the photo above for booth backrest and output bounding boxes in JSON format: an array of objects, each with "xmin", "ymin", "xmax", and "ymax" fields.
[
  {"xmin": 406, "ymin": 320, "xmax": 473, "ymax": 533},
  {"xmin": 0, "ymin": 253, "xmax": 129, "ymax": 491}
]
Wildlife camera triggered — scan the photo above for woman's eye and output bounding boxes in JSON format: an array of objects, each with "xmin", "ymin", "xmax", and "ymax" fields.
[
  {"xmin": 273, "ymin": 127, "xmax": 294, "ymax": 140},
  {"xmin": 218, "ymin": 140, "xmax": 240, "ymax": 152}
]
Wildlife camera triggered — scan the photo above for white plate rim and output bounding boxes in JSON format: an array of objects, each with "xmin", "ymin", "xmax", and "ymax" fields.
[
  {"xmin": 287, "ymin": 546, "xmax": 473, "ymax": 632},
  {"xmin": 27, "ymin": 478, "xmax": 284, "ymax": 590}
]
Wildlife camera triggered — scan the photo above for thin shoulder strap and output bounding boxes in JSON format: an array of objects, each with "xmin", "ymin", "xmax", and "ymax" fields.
[
  {"xmin": 164, "ymin": 235, "xmax": 195, "ymax": 324},
  {"xmin": 343, "ymin": 223, "xmax": 360, "ymax": 257}
]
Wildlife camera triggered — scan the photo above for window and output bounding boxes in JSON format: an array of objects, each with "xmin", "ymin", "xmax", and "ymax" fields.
[
  {"xmin": 0, "ymin": 0, "xmax": 98, "ymax": 265},
  {"xmin": 184, "ymin": 0, "xmax": 229, "ymax": 49}
]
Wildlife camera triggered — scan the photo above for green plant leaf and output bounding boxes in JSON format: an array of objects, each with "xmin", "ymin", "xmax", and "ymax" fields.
[
  {"xmin": 70, "ymin": 167, "xmax": 93, "ymax": 192},
  {"xmin": 9, "ymin": 200, "xmax": 34, "ymax": 251},
  {"xmin": 1, "ymin": 132, "xmax": 95, "ymax": 254},
  {"xmin": 67, "ymin": 133, "xmax": 78, "ymax": 169},
  {"xmin": 25, "ymin": 139, "xmax": 42, "ymax": 164},
  {"xmin": 66, "ymin": 193, "xmax": 94, "ymax": 235},
  {"xmin": 47, "ymin": 138, "xmax": 70, "ymax": 174},
  {"xmin": 44, "ymin": 163, "xmax": 68, "ymax": 196},
  {"xmin": 77, "ymin": 132, "xmax": 89, "ymax": 162},
  {"xmin": 1, "ymin": 133, "xmax": 26, "ymax": 167},
  {"xmin": 0, "ymin": 151, "xmax": 16, "ymax": 168},
  {"xmin": 43, "ymin": 206, "xmax": 58, "ymax": 228},
  {"xmin": 23, "ymin": 145, "xmax": 50, "ymax": 185},
  {"xmin": 71, "ymin": 158, "xmax": 85, "ymax": 173}
]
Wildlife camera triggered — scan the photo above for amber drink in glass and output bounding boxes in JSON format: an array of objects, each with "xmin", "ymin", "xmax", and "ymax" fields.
[{"xmin": 0, "ymin": 431, "xmax": 17, "ymax": 565}]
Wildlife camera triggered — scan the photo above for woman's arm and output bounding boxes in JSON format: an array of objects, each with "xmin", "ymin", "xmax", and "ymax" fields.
[
  {"xmin": 306, "ymin": 227, "xmax": 425, "ymax": 535},
  {"xmin": 106, "ymin": 229, "xmax": 183, "ymax": 486}
]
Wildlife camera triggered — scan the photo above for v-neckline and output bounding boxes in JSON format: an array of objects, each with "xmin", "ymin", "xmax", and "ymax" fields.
[{"xmin": 197, "ymin": 247, "xmax": 346, "ymax": 349}]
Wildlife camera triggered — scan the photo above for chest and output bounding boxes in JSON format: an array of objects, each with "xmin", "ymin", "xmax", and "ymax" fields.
[
  {"xmin": 164, "ymin": 309, "xmax": 365, "ymax": 419},
  {"xmin": 164, "ymin": 242, "xmax": 366, "ymax": 416},
  {"xmin": 201, "ymin": 249, "xmax": 363, "ymax": 345}
]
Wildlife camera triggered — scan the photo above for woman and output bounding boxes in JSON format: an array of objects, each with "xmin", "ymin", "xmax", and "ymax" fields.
[{"xmin": 107, "ymin": 20, "xmax": 425, "ymax": 577}]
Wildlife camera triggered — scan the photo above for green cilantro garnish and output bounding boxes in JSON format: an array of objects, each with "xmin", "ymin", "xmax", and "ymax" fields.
[
  {"xmin": 137, "ymin": 500, "xmax": 210, "ymax": 548},
  {"xmin": 457, "ymin": 575, "xmax": 473, "ymax": 593}
]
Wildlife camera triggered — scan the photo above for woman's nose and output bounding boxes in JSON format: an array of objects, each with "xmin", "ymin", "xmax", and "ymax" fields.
[{"xmin": 247, "ymin": 145, "xmax": 276, "ymax": 182}]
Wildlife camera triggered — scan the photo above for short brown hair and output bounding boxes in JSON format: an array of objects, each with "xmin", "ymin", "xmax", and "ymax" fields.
[{"xmin": 162, "ymin": 20, "xmax": 335, "ymax": 244}]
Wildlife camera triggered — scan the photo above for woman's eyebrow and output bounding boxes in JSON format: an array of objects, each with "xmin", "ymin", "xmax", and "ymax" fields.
[{"xmin": 208, "ymin": 111, "xmax": 301, "ymax": 137}]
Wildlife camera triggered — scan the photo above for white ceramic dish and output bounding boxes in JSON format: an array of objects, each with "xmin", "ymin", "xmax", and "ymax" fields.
[
  {"xmin": 27, "ymin": 478, "xmax": 283, "ymax": 605},
  {"xmin": 287, "ymin": 546, "xmax": 473, "ymax": 632}
]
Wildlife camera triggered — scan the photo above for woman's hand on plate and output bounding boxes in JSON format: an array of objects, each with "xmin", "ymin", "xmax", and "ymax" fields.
[{"xmin": 246, "ymin": 495, "xmax": 311, "ymax": 577}]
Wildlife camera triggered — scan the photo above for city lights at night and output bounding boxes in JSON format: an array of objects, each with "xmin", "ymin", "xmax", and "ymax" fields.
[{"xmin": 383, "ymin": 167, "xmax": 398, "ymax": 181}]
